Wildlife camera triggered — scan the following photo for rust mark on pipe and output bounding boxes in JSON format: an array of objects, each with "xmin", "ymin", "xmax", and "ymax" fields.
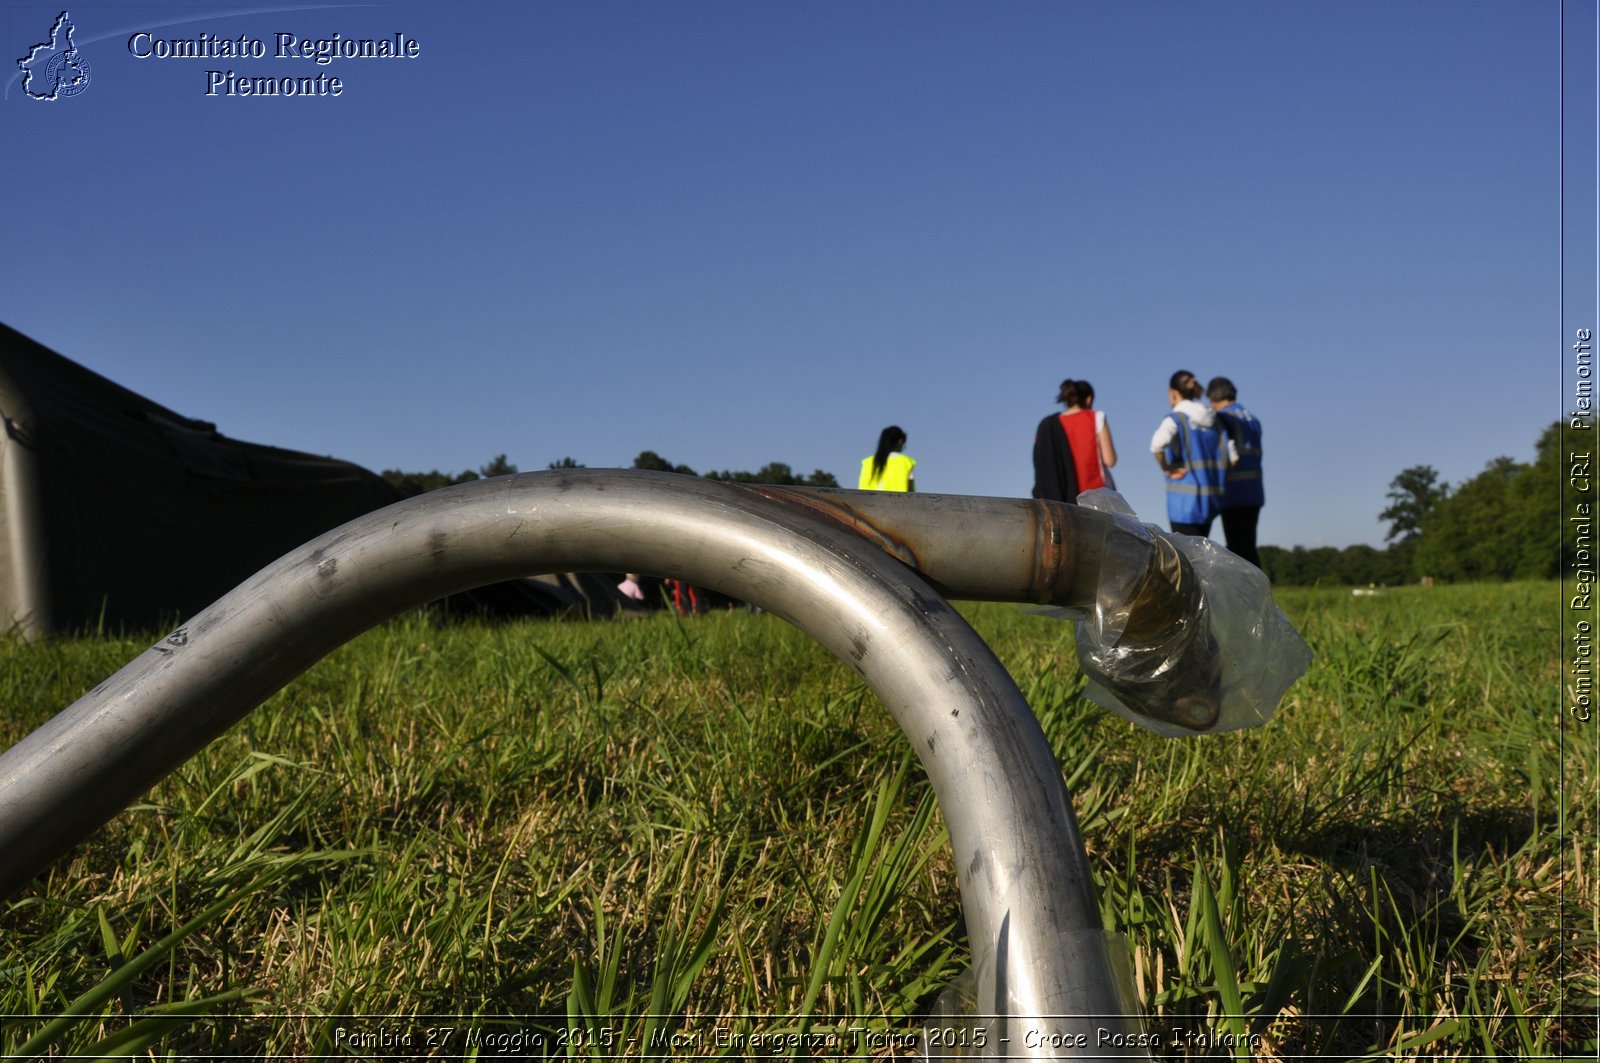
[
  {"xmin": 745, "ymin": 487, "xmax": 1084, "ymax": 609},
  {"xmin": 1028, "ymin": 500, "xmax": 1069, "ymax": 606},
  {"xmin": 744, "ymin": 486, "xmax": 922, "ymax": 571},
  {"xmin": 739, "ymin": 486, "xmax": 1221, "ymax": 731}
]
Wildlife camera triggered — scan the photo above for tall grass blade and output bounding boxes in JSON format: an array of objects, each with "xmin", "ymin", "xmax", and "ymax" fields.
[{"xmin": 6, "ymin": 873, "xmax": 271, "ymax": 1058}]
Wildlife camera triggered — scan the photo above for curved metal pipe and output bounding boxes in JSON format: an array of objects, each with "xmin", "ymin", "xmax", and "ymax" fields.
[
  {"xmin": 756, "ymin": 484, "xmax": 1221, "ymax": 732},
  {"xmin": 0, "ymin": 470, "xmax": 1173, "ymax": 1053}
]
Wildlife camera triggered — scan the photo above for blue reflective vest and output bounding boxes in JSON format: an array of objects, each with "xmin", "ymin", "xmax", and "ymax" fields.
[
  {"xmin": 1163, "ymin": 411, "xmax": 1226, "ymax": 525},
  {"xmin": 1214, "ymin": 402, "xmax": 1264, "ymax": 509}
]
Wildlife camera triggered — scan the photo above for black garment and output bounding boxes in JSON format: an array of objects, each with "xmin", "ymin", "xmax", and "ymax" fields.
[
  {"xmin": 1031, "ymin": 413, "xmax": 1079, "ymax": 503},
  {"xmin": 1220, "ymin": 506, "xmax": 1262, "ymax": 568}
]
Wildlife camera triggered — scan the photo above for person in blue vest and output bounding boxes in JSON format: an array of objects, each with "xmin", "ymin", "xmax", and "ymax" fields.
[
  {"xmin": 1149, "ymin": 370, "xmax": 1226, "ymax": 537},
  {"xmin": 1207, "ymin": 375, "xmax": 1264, "ymax": 568}
]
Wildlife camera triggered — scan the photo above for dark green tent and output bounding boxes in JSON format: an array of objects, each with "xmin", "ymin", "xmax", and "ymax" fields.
[{"xmin": 0, "ymin": 323, "xmax": 625, "ymax": 638}]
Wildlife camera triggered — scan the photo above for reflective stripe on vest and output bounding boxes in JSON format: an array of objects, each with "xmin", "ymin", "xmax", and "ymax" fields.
[
  {"xmin": 1216, "ymin": 403, "xmax": 1264, "ymax": 508},
  {"xmin": 1164, "ymin": 412, "xmax": 1224, "ymax": 524}
]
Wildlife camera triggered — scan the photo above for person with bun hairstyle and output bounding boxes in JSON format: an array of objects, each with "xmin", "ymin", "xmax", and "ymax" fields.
[
  {"xmin": 858, "ymin": 425, "xmax": 916, "ymax": 491},
  {"xmin": 1149, "ymin": 369, "xmax": 1226, "ymax": 536},
  {"xmin": 1060, "ymin": 379, "xmax": 1117, "ymax": 491},
  {"xmin": 1032, "ymin": 379, "xmax": 1117, "ymax": 502}
]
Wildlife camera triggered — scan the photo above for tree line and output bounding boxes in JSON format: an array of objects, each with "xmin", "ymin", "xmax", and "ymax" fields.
[
  {"xmin": 630, "ymin": 450, "xmax": 839, "ymax": 487},
  {"xmin": 380, "ymin": 451, "xmax": 838, "ymax": 499},
  {"xmin": 1261, "ymin": 422, "xmax": 1564, "ymax": 586}
]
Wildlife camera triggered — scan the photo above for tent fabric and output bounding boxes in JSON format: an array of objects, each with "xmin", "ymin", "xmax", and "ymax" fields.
[{"xmin": 0, "ymin": 323, "xmax": 636, "ymax": 637}]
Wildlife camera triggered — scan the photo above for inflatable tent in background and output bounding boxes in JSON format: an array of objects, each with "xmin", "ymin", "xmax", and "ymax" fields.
[{"xmin": 0, "ymin": 323, "xmax": 634, "ymax": 639}]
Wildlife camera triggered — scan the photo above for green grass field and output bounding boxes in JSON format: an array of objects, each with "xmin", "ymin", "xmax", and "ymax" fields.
[{"xmin": 1, "ymin": 582, "xmax": 1594, "ymax": 1059}]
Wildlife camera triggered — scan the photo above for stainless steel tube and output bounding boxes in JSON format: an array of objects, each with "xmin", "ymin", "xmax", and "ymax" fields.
[
  {"xmin": 756, "ymin": 484, "xmax": 1221, "ymax": 733},
  {"xmin": 0, "ymin": 470, "xmax": 1160, "ymax": 1054}
]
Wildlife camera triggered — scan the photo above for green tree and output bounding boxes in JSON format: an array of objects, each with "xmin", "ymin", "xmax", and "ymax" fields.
[
  {"xmin": 1258, "ymin": 541, "xmax": 1412, "ymax": 587},
  {"xmin": 1263, "ymin": 423, "xmax": 1561, "ymax": 587},
  {"xmin": 632, "ymin": 451, "xmax": 698, "ymax": 475},
  {"xmin": 1420, "ymin": 451, "xmax": 1516, "ymax": 576},
  {"xmin": 392, "ymin": 450, "xmax": 838, "ymax": 497},
  {"xmin": 480, "ymin": 454, "xmax": 519, "ymax": 478},
  {"xmin": 1509, "ymin": 422, "xmax": 1563, "ymax": 579},
  {"xmin": 1408, "ymin": 423, "xmax": 1563, "ymax": 582},
  {"xmin": 1340, "ymin": 544, "xmax": 1390, "ymax": 585},
  {"xmin": 1380, "ymin": 464, "xmax": 1449, "ymax": 581},
  {"xmin": 1257, "ymin": 545, "xmax": 1295, "ymax": 584},
  {"xmin": 381, "ymin": 455, "xmax": 529, "ymax": 498},
  {"xmin": 380, "ymin": 461, "xmax": 497, "ymax": 498},
  {"xmin": 1381, "ymin": 465, "xmax": 1449, "ymax": 544},
  {"xmin": 1260, "ymin": 545, "xmax": 1338, "ymax": 586},
  {"xmin": 631, "ymin": 450, "xmax": 844, "ymax": 486},
  {"xmin": 705, "ymin": 462, "xmax": 839, "ymax": 488},
  {"xmin": 1414, "ymin": 458, "xmax": 1522, "ymax": 581}
]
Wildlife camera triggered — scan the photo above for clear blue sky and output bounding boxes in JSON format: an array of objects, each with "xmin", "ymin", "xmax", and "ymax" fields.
[{"xmin": 4, "ymin": 1, "xmax": 1589, "ymax": 549}]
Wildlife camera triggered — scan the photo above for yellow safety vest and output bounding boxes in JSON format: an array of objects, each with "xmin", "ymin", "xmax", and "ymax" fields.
[{"xmin": 859, "ymin": 452, "xmax": 915, "ymax": 491}]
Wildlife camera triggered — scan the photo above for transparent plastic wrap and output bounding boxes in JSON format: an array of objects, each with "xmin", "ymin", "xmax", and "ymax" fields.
[{"xmin": 1061, "ymin": 489, "xmax": 1312, "ymax": 738}]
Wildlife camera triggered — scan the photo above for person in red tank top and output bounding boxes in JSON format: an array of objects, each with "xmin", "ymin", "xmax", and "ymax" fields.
[{"xmin": 1057, "ymin": 379, "xmax": 1118, "ymax": 493}]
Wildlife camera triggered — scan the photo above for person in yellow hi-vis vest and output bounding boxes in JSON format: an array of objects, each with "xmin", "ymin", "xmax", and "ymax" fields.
[{"xmin": 858, "ymin": 425, "xmax": 916, "ymax": 491}]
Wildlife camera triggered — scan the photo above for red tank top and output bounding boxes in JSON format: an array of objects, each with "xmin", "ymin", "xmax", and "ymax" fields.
[{"xmin": 1058, "ymin": 410, "xmax": 1104, "ymax": 491}]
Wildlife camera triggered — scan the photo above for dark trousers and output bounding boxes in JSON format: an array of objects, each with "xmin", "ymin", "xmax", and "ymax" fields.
[
  {"xmin": 1220, "ymin": 506, "xmax": 1261, "ymax": 568},
  {"xmin": 1170, "ymin": 518, "xmax": 1214, "ymax": 538}
]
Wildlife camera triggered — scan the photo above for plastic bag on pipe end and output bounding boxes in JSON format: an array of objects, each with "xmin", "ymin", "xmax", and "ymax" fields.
[{"xmin": 1069, "ymin": 489, "xmax": 1311, "ymax": 738}]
